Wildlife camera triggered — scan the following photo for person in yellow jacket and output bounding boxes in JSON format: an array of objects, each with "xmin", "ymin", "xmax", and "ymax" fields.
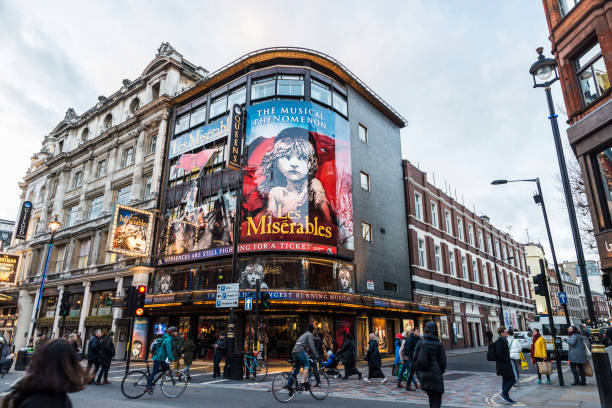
[{"xmin": 530, "ymin": 328, "xmax": 551, "ymax": 384}]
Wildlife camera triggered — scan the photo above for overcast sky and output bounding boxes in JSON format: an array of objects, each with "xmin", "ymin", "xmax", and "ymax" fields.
[{"xmin": 0, "ymin": 0, "xmax": 596, "ymax": 263}]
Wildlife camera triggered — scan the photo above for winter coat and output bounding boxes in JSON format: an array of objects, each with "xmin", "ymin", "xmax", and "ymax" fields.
[
  {"xmin": 153, "ymin": 334, "xmax": 174, "ymax": 362},
  {"xmin": 565, "ymin": 333, "xmax": 587, "ymax": 364},
  {"xmin": 403, "ymin": 334, "xmax": 419, "ymax": 361},
  {"xmin": 313, "ymin": 335, "xmax": 324, "ymax": 362},
  {"xmin": 214, "ymin": 337, "xmax": 227, "ymax": 355},
  {"xmin": 8, "ymin": 391, "xmax": 72, "ymax": 408},
  {"xmin": 413, "ymin": 333, "xmax": 446, "ymax": 394},
  {"xmin": 182, "ymin": 339, "xmax": 196, "ymax": 366},
  {"xmin": 86, "ymin": 336, "xmax": 101, "ymax": 362},
  {"xmin": 99, "ymin": 336, "xmax": 115, "ymax": 367},
  {"xmin": 493, "ymin": 336, "xmax": 514, "ymax": 378},
  {"xmin": 365, "ymin": 340, "xmax": 381, "ymax": 368},
  {"xmin": 336, "ymin": 337, "xmax": 356, "ymax": 365},
  {"xmin": 171, "ymin": 336, "xmax": 184, "ymax": 360},
  {"xmin": 0, "ymin": 343, "xmax": 10, "ymax": 360},
  {"xmin": 507, "ymin": 336, "xmax": 521, "ymax": 360},
  {"xmin": 394, "ymin": 338, "xmax": 401, "ymax": 365},
  {"xmin": 532, "ymin": 336, "xmax": 547, "ymax": 360}
]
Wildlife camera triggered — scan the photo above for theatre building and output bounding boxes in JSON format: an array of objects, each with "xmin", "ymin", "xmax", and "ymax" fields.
[
  {"xmin": 146, "ymin": 47, "xmax": 446, "ymax": 360},
  {"xmin": 403, "ymin": 161, "xmax": 536, "ymax": 350}
]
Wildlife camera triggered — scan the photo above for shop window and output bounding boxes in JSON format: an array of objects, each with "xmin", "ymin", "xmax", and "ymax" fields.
[
  {"xmin": 311, "ymin": 79, "xmax": 332, "ymax": 106},
  {"xmin": 190, "ymin": 105, "xmax": 206, "ymax": 127},
  {"xmin": 89, "ymin": 290, "xmax": 114, "ymax": 316},
  {"xmin": 383, "ymin": 281, "xmax": 397, "ymax": 292},
  {"xmin": 277, "ymin": 75, "xmax": 304, "ymax": 97},
  {"xmin": 594, "ymin": 146, "xmax": 612, "ymax": 227},
  {"xmin": 575, "ymin": 42, "xmax": 610, "ymax": 106},
  {"xmin": 251, "ymin": 76, "xmax": 276, "ymax": 100},
  {"xmin": 358, "ymin": 123, "xmax": 368, "ymax": 143},
  {"xmin": 372, "ymin": 317, "xmax": 388, "ymax": 353},
  {"xmin": 175, "ymin": 113, "xmax": 191, "ymax": 134},
  {"xmin": 209, "ymin": 94, "xmax": 228, "ymax": 118}
]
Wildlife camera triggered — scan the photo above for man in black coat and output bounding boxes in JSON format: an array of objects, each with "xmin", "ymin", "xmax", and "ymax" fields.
[
  {"xmin": 86, "ymin": 329, "xmax": 102, "ymax": 384},
  {"xmin": 414, "ymin": 322, "xmax": 446, "ymax": 408},
  {"xmin": 95, "ymin": 331, "xmax": 115, "ymax": 385},
  {"xmin": 494, "ymin": 326, "xmax": 516, "ymax": 405},
  {"xmin": 336, "ymin": 333, "xmax": 362, "ymax": 379}
]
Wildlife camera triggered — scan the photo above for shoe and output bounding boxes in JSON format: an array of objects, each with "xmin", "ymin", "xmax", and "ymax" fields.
[
  {"xmin": 415, "ymin": 383, "xmax": 421, "ymax": 389},
  {"xmin": 580, "ymin": 382, "xmax": 587, "ymax": 386},
  {"xmin": 358, "ymin": 372, "xmax": 362, "ymax": 380},
  {"xmin": 363, "ymin": 377, "xmax": 371, "ymax": 383},
  {"xmin": 282, "ymin": 384, "xmax": 293, "ymax": 391},
  {"xmin": 102, "ymin": 380, "xmax": 111, "ymax": 385},
  {"xmin": 145, "ymin": 388, "xmax": 153, "ymax": 395},
  {"xmin": 406, "ymin": 386, "xmax": 414, "ymax": 391},
  {"xmin": 509, "ymin": 398, "xmax": 517, "ymax": 404},
  {"xmin": 94, "ymin": 381, "xmax": 101, "ymax": 385},
  {"xmin": 545, "ymin": 379, "xmax": 552, "ymax": 384},
  {"xmin": 397, "ymin": 382, "xmax": 402, "ymax": 388},
  {"xmin": 500, "ymin": 394, "xmax": 513, "ymax": 404},
  {"xmin": 572, "ymin": 382, "xmax": 580, "ymax": 386},
  {"xmin": 535, "ymin": 379, "xmax": 542, "ymax": 384},
  {"xmin": 381, "ymin": 377, "xmax": 388, "ymax": 384},
  {"xmin": 187, "ymin": 375, "xmax": 192, "ymax": 381}
]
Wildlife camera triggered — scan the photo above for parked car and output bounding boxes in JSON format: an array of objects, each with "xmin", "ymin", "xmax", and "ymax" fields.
[{"xmin": 513, "ymin": 331, "xmax": 532, "ymax": 352}]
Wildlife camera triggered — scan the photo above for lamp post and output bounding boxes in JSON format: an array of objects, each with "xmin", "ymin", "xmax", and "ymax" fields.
[
  {"xmin": 491, "ymin": 178, "xmax": 571, "ymax": 327},
  {"xmin": 26, "ymin": 215, "xmax": 61, "ymax": 348}
]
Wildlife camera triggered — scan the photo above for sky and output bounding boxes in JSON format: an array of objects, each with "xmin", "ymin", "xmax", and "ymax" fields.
[{"xmin": 0, "ymin": 0, "xmax": 596, "ymax": 263}]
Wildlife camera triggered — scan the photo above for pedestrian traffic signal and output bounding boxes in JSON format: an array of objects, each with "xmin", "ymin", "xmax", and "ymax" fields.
[
  {"xmin": 260, "ymin": 292, "xmax": 271, "ymax": 309},
  {"xmin": 59, "ymin": 291, "xmax": 71, "ymax": 317},
  {"xmin": 122, "ymin": 286, "xmax": 136, "ymax": 315},
  {"xmin": 533, "ymin": 272, "xmax": 547, "ymax": 296}
]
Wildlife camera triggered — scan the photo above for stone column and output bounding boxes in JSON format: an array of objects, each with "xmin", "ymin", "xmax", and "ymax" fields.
[
  {"xmin": 149, "ymin": 116, "xmax": 168, "ymax": 200},
  {"xmin": 64, "ymin": 237, "xmax": 77, "ymax": 272},
  {"xmin": 52, "ymin": 285, "xmax": 65, "ymax": 337},
  {"xmin": 78, "ymin": 281, "xmax": 92, "ymax": 337},
  {"xmin": 129, "ymin": 128, "xmax": 146, "ymax": 203},
  {"xmin": 77, "ymin": 160, "xmax": 92, "ymax": 223},
  {"xmin": 102, "ymin": 144, "xmax": 119, "ymax": 214},
  {"xmin": 110, "ymin": 276, "xmax": 124, "ymax": 335},
  {"xmin": 15, "ymin": 290, "xmax": 34, "ymax": 350},
  {"xmin": 90, "ymin": 231, "xmax": 102, "ymax": 267},
  {"xmin": 38, "ymin": 175, "xmax": 55, "ymax": 233},
  {"xmin": 51, "ymin": 170, "xmax": 68, "ymax": 219}
]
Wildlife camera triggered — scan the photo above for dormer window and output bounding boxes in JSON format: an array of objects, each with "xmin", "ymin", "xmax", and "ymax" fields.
[
  {"xmin": 152, "ymin": 83, "xmax": 160, "ymax": 100},
  {"xmin": 129, "ymin": 98, "xmax": 140, "ymax": 114}
]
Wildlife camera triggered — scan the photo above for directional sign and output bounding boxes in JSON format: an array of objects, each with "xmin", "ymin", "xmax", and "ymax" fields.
[
  {"xmin": 558, "ymin": 291, "xmax": 568, "ymax": 305},
  {"xmin": 216, "ymin": 283, "xmax": 240, "ymax": 308},
  {"xmin": 245, "ymin": 297, "xmax": 253, "ymax": 311}
]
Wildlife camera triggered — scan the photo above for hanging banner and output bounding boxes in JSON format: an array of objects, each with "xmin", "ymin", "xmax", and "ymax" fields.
[
  {"xmin": 15, "ymin": 201, "xmax": 32, "ymax": 240},
  {"xmin": 227, "ymin": 104, "xmax": 244, "ymax": 170},
  {"xmin": 0, "ymin": 254, "xmax": 19, "ymax": 284},
  {"xmin": 108, "ymin": 205, "xmax": 154, "ymax": 257},
  {"xmin": 131, "ymin": 317, "xmax": 149, "ymax": 360}
]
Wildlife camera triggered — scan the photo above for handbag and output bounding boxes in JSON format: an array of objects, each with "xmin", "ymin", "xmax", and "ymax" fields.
[
  {"xmin": 519, "ymin": 352, "xmax": 529, "ymax": 370},
  {"xmin": 584, "ymin": 341, "xmax": 592, "ymax": 358},
  {"xmin": 537, "ymin": 360, "xmax": 552, "ymax": 375},
  {"xmin": 584, "ymin": 361, "xmax": 594, "ymax": 377}
]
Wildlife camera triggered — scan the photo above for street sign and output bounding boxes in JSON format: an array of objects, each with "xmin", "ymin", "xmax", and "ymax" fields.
[
  {"xmin": 245, "ymin": 297, "xmax": 253, "ymax": 311},
  {"xmin": 216, "ymin": 283, "xmax": 239, "ymax": 308},
  {"xmin": 558, "ymin": 291, "xmax": 568, "ymax": 304}
]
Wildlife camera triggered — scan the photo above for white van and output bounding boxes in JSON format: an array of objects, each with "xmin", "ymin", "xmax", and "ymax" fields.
[{"xmin": 528, "ymin": 316, "xmax": 581, "ymax": 359}]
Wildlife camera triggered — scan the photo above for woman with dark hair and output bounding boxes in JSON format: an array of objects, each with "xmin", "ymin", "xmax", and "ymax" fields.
[
  {"xmin": 364, "ymin": 333, "xmax": 387, "ymax": 383},
  {"xmin": 0, "ymin": 339, "xmax": 84, "ymax": 407},
  {"xmin": 414, "ymin": 322, "xmax": 446, "ymax": 408}
]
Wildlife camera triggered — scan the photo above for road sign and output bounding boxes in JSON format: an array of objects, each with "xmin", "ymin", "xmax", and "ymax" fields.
[
  {"xmin": 245, "ymin": 297, "xmax": 253, "ymax": 311},
  {"xmin": 558, "ymin": 291, "xmax": 568, "ymax": 305},
  {"xmin": 216, "ymin": 283, "xmax": 240, "ymax": 308}
]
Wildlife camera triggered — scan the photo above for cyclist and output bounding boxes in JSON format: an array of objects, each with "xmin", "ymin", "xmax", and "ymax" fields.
[
  {"xmin": 284, "ymin": 324, "xmax": 319, "ymax": 392},
  {"xmin": 146, "ymin": 326, "xmax": 176, "ymax": 394}
]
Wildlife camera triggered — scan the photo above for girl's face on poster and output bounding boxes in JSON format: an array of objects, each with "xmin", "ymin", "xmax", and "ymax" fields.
[{"xmin": 276, "ymin": 142, "xmax": 311, "ymax": 182}]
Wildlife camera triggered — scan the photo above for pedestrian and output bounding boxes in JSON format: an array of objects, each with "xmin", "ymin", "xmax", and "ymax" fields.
[
  {"xmin": 95, "ymin": 331, "xmax": 115, "ymax": 385},
  {"xmin": 394, "ymin": 332, "xmax": 403, "ymax": 380},
  {"xmin": 85, "ymin": 329, "xmax": 102, "ymax": 384},
  {"xmin": 0, "ymin": 339, "xmax": 85, "ymax": 407},
  {"xmin": 213, "ymin": 332, "xmax": 227, "ymax": 378},
  {"xmin": 336, "ymin": 333, "xmax": 362, "ymax": 379},
  {"xmin": 364, "ymin": 333, "xmax": 387, "ymax": 383},
  {"xmin": 146, "ymin": 326, "xmax": 175, "ymax": 394},
  {"xmin": 530, "ymin": 328, "xmax": 551, "ymax": 384},
  {"xmin": 494, "ymin": 326, "xmax": 516, "ymax": 405},
  {"xmin": 506, "ymin": 329, "xmax": 521, "ymax": 386},
  {"xmin": 564, "ymin": 326, "xmax": 587, "ymax": 386},
  {"xmin": 485, "ymin": 327, "xmax": 494, "ymax": 345},
  {"xmin": 413, "ymin": 322, "xmax": 446, "ymax": 408},
  {"xmin": 182, "ymin": 333, "xmax": 195, "ymax": 381},
  {"xmin": 171, "ymin": 328, "xmax": 183, "ymax": 371},
  {"xmin": 67, "ymin": 333, "xmax": 79, "ymax": 356},
  {"xmin": 404, "ymin": 328, "xmax": 422, "ymax": 391},
  {"xmin": 0, "ymin": 337, "xmax": 13, "ymax": 375}
]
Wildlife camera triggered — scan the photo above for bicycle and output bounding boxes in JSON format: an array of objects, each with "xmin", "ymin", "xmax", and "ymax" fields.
[
  {"xmin": 271, "ymin": 357, "xmax": 330, "ymax": 403},
  {"xmin": 121, "ymin": 360, "xmax": 188, "ymax": 399},
  {"xmin": 243, "ymin": 351, "xmax": 268, "ymax": 382}
]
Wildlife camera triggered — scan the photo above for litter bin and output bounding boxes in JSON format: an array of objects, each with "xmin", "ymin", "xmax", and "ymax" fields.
[
  {"xmin": 229, "ymin": 352, "xmax": 244, "ymax": 380},
  {"xmin": 14, "ymin": 349, "xmax": 28, "ymax": 371}
]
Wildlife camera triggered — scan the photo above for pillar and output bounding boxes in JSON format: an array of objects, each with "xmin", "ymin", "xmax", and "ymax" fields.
[
  {"xmin": 149, "ymin": 115, "xmax": 168, "ymax": 200},
  {"xmin": 52, "ymin": 285, "xmax": 65, "ymax": 337},
  {"xmin": 15, "ymin": 290, "xmax": 34, "ymax": 350},
  {"xmin": 51, "ymin": 170, "xmax": 68, "ymax": 219},
  {"xmin": 78, "ymin": 281, "xmax": 92, "ymax": 337},
  {"xmin": 110, "ymin": 276, "xmax": 124, "ymax": 335},
  {"xmin": 102, "ymin": 144, "xmax": 119, "ymax": 214},
  {"xmin": 129, "ymin": 127, "xmax": 146, "ymax": 203},
  {"xmin": 90, "ymin": 231, "xmax": 102, "ymax": 267},
  {"xmin": 38, "ymin": 175, "xmax": 54, "ymax": 233}
]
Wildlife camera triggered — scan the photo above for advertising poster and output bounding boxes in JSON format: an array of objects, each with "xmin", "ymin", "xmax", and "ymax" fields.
[
  {"xmin": 334, "ymin": 317, "xmax": 354, "ymax": 350},
  {"xmin": 0, "ymin": 254, "xmax": 19, "ymax": 284},
  {"xmin": 131, "ymin": 317, "xmax": 149, "ymax": 360},
  {"xmin": 372, "ymin": 317, "xmax": 387, "ymax": 353},
  {"xmin": 241, "ymin": 100, "xmax": 353, "ymax": 251},
  {"xmin": 108, "ymin": 205, "xmax": 154, "ymax": 256}
]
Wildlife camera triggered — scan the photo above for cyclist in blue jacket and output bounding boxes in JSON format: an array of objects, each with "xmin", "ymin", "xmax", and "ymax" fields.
[{"xmin": 146, "ymin": 326, "xmax": 176, "ymax": 393}]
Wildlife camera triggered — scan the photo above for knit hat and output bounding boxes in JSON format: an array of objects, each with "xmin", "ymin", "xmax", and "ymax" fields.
[{"xmin": 107, "ymin": 330, "xmax": 115, "ymax": 337}]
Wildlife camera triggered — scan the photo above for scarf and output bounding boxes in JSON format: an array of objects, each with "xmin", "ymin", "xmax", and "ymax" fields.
[{"xmin": 531, "ymin": 332, "xmax": 541, "ymax": 364}]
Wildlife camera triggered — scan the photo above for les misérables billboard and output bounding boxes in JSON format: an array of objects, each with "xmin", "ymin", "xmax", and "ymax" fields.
[
  {"xmin": 240, "ymin": 100, "xmax": 354, "ymax": 253},
  {"xmin": 108, "ymin": 205, "xmax": 154, "ymax": 257}
]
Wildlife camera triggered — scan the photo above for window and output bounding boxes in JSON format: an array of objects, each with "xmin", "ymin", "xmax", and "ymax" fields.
[
  {"xmin": 500, "ymin": 270, "xmax": 506, "ymax": 292},
  {"xmin": 487, "ymin": 234, "xmax": 493, "ymax": 254},
  {"xmin": 449, "ymin": 251, "xmax": 456, "ymax": 277},
  {"xmin": 576, "ymin": 42, "xmax": 610, "ymax": 106},
  {"xmin": 332, "ymin": 90, "xmax": 348, "ymax": 116},
  {"xmin": 492, "ymin": 267, "xmax": 498, "ymax": 289},
  {"xmin": 277, "ymin": 75, "xmax": 304, "ymax": 97},
  {"xmin": 96, "ymin": 160, "xmax": 106, "ymax": 178},
  {"xmin": 311, "ymin": 79, "xmax": 331, "ymax": 105},
  {"xmin": 414, "ymin": 192, "xmax": 423, "ymax": 221},
  {"xmin": 434, "ymin": 245, "xmax": 441, "ymax": 272},
  {"xmin": 123, "ymin": 146, "xmax": 134, "ymax": 167},
  {"xmin": 384, "ymin": 282, "xmax": 398, "ymax": 292},
  {"xmin": 472, "ymin": 260, "xmax": 479, "ymax": 283},
  {"xmin": 227, "ymin": 86, "xmax": 246, "ymax": 107},
  {"xmin": 144, "ymin": 175, "xmax": 152, "ymax": 198},
  {"xmin": 468, "ymin": 224, "xmax": 474, "ymax": 246},
  {"xmin": 440, "ymin": 316, "xmax": 449, "ymax": 339},
  {"xmin": 209, "ymin": 94, "xmax": 228, "ymax": 118},
  {"xmin": 502, "ymin": 244, "xmax": 508, "ymax": 262},
  {"xmin": 358, "ymin": 124, "xmax": 368, "ymax": 143},
  {"xmin": 103, "ymin": 114, "xmax": 112, "ymax": 130},
  {"xmin": 90, "ymin": 290, "xmax": 114, "ymax": 316},
  {"xmin": 418, "ymin": 239, "xmax": 426, "ymax": 267},
  {"xmin": 559, "ymin": 0, "xmax": 580, "ymax": 17},
  {"xmin": 362, "ymin": 222, "xmax": 372, "ymax": 242},
  {"xmin": 495, "ymin": 240, "xmax": 501, "ymax": 258},
  {"xmin": 52, "ymin": 245, "xmax": 66, "ymax": 274},
  {"xmin": 431, "ymin": 202, "xmax": 438, "ymax": 228},
  {"xmin": 461, "ymin": 255, "xmax": 467, "ymax": 279},
  {"xmin": 175, "ymin": 113, "xmax": 190, "ymax": 133},
  {"xmin": 457, "ymin": 218, "xmax": 464, "ymax": 240},
  {"xmin": 65, "ymin": 205, "xmax": 79, "ymax": 227},
  {"xmin": 73, "ymin": 171, "xmax": 82, "ymax": 189},
  {"xmin": 445, "ymin": 210, "xmax": 452, "ymax": 233},
  {"xmin": 190, "ymin": 105, "xmax": 206, "ymax": 127},
  {"xmin": 251, "ymin": 76, "xmax": 275, "ymax": 100},
  {"xmin": 58, "ymin": 140, "xmax": 64, "ymax": 154},
  {"xmin": 483, "ymin": 264, "xmax": 489, "ymax": 286},
  {"xmin": 455, "ymin": 317, "xmax": 463, "ymax": 337},
  {"xmin": 149, "ymin": 135, "xmax": 157, "ymax": 154},
  {"xmin": 87, "ymin": 196, "xmax": 103, "ymax": 220},
  {"xmin": 129, "ymin": 98, "xmax": 140, "ymax": 113},
  {"xmin": 81, "ymin": 128, "xmax": 89, "ymax": 142},
  {"xmin": 360, "ymin": 171, "xmax": 370, "ymax": 191},
  {"xmin": 76, "ymin": 239, "xmax": 90, "ymax": 268},
  {"xmin": 115, "ymin": 185, "xmax": 131, "ymax": 206},
  {"xmin": 478, "ymin": 230, "xmax": 484, "ymax": 250}
]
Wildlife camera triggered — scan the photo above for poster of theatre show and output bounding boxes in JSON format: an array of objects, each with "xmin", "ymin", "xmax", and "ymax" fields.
[
  {"xmin": 130, "ymin": 317, "xmax": 149, "ymax": 360},
  {"xmin": 240, "ymin": 100, "xmax": 354, "ymax": 251},
  {"xmin": 0, "ymin": 254, "xmax": 19, "ymax": 284},
  {"xmin": 108, "ymin": 205, "xmax": 154, "ymax": 257}
]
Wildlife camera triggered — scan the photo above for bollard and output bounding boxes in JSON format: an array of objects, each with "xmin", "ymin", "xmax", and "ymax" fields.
[{"xmin": 590, "ymin": 330, "xmax": 612, "ymax": 408}]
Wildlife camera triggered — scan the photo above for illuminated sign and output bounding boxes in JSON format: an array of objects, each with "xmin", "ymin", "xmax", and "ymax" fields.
[
  {"xmin": 0, "ymin": 254, "xmax": 19, "ymax": 284},
  {"xmin": 227, "ymin": 104, "xmax": 244, "ymax": 170},
  {"xmin": 15, "ymin": 201, "xmax": 32, "ymax": 240},
  {"xmin": 108, "ymin": 205, "xmax": 154, "ymax": 257}
]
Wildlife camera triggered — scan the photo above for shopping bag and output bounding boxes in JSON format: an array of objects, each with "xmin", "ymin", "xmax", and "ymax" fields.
[
  {"xmin": 537, "ymin": 361, "xmax": 552, "ymax": 375},
  {"xmin": 520, "ymin": 352, "xmax": 529, "ymax": 370},
  {"xmin": 584, "ymin": 361, "xmax": 594, "ymax": 377}
]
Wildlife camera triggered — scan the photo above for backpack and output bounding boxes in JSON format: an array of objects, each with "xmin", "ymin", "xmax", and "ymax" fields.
[
  {"xmin": 150, "ymin": 338, "xmax": 162, "ymax": 355},
  {"xmin": 486, "ymin": 342, "xmax": 497, "ymax": 361}
]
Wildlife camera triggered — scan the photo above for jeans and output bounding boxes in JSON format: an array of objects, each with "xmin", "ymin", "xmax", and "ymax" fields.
[
  {"xmin": 501, "ymin": 375, "xmax": 516, "ymax": 398},
  {"xmin": 86, "ymin": 359, "xmax": 100, "ymax": 382},
  {"xmin": 570, "ymin": 362, "xmax": 586, "ymax": 384},
  {"xmin": 184, "ymin": 364, "xmax": 191, "ymax": 376},
  {"xmin": 213, "ymin": 353, "xmax": 225, "ymax": 377},
  {"xmin": 287, "ymin": 351, "xmax": 309, "ymax": 387},
  {"xmin": 510, "ymin": 359, "xmax": 520, "ymax": 382},
  {"xmin": 406, "ymin": 357, "xmax": 420, "ymax": 386},
  {"xmin": 147, "ymin": 360, "xmax": 169, "ymax": 389},
  {"xmin": 96, "ymin": 364, "xmax": 110, "ymax": 383},
  {"xmin": 426, "ymin": 391, "xmax": 442, "ymax": 408}
]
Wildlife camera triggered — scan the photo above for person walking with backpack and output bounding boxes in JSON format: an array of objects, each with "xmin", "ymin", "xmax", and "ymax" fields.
[
  {"xmin": 364, "ymin": 333, "xmax": 387, "ymax": 383},
  {"xmin": 182, "ymin": 333, "xmax": 196, "ymax": 381},
  {"xmin": 171, "ymin": 328, "xmax": 183, "ymax": 371},
  {"xmin": 564, "ymin": 326, "xmax": 587, "ymax": 386},
  {"xmin": 95, "ymin": 331, "xmax": 115, "ymax": 385},
  {"xmin": 530, "ymin": 328, "xmax": 550, "ymax": 384},
  {"xmin": 336, "ymin": 333, "xmax": 362, "ymax": 380},
  {"xmin": 146, "ymin": 327, "xmax": 175, "ymax": 394},
  {"xmin": 492, "ymin": 326, "xmax": 516, "ymax": 405},
  {"xmin": 507, "ymin": 329, "xmax": 522, "ymax": 386},
  {"xmin": 85, "ymin": 329, "xmax": 102, "ymax": 384},
  {"xmin": 413, "ymin": 322, "xmax": 446, "ymax": 408},
  {"xmin": 403, "ymin": 328, "xmax": 422, "ymax": 391}
]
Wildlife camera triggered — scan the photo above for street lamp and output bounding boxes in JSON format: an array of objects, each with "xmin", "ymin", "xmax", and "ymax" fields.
[
  {"xmin": 26, "ymin": 215, "xmax": 61, "ymax": 348},
  {"xmin": 491, "ymin": 178, "xmax": 571, "ymax": 327}
]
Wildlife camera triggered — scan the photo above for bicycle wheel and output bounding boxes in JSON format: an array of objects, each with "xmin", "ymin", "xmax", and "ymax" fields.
[
  {"xmin": 253, "ymin": 358, "xmax": 268, "ymax": 382},
  {"xmin": 121, "ymin": 370, "xmax": 148, "ymax": 399},
  {"xmin": 160, "ymin": 370, "xmax": 188, "ymax": 398},
  {"xmin": 271, "ymin": 372, "xmax": 295, "ymax": 403},
  {"xmin": 308, "ymin": 372, "xmax": 330, "ymax": 400}
]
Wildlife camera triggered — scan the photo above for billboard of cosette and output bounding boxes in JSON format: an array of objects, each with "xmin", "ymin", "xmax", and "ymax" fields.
[
  {"xmin": 240, "ymin": 100, "xmax": 353, "ymax": 250},
  {"xmin": 108, "ymin": 205, "xmax": 154, "ymax": 257}
]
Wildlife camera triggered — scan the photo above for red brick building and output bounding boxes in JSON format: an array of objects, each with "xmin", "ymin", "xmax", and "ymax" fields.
[{"xmin": 403, "ymin": 161, "xmax": 536, "ymax": 350}]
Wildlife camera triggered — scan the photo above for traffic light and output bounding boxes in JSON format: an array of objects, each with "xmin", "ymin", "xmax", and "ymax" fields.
[
  {"xmin": 533, "ymin": 272, "xmax": 548, "ymax": 296},
  {"xmin": 122, "ymin": 286, "xmax": 136, "ymax": 316},
  {"xmin": 134, "ymin": 285, "xmax": 146, "ymax": 317},
  {"xmin": 59, "ymin": 291, "xmax": 71, "ymax": 317},
  {"xmin": 260, "ymin": 292, "xmax": 271, "ymax": 309}
]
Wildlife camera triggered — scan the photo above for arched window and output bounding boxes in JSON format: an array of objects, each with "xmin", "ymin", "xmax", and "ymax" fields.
[
  {"xmin": 81, "ymin": 127, "xmax": 89, "ymax": 142},
  {"xmin": 129, "ymin": 98, "xmax": 140, "ymax": 114},
  {"xmin": 103, "ymin": 114, "xmax": 112, "ymax": 130}
]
